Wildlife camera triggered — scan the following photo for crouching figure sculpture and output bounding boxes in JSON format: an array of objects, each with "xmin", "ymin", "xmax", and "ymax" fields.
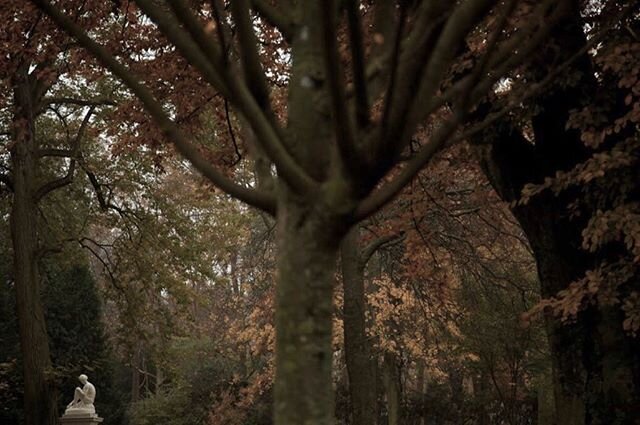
[{"xmin": 66, "ymin": 374, "xmax": 96, "ymax": 414}]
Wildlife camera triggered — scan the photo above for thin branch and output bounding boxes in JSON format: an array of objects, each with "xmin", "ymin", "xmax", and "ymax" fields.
[
  {"xmin": 78, "ymin": 237, "xmax": 125, "ymax": 294},
  {"xmin": 42, "ymin": 97, "xmax": 116, "ymax": 107},
  {"xmin": 224, "ymin": 98, "xmax": 242, "ymax": 166},
  {"xmin": 33, "ymin": 0, "xmax": 277, "ymax": 214},
  {"xmin": 361, "ymin": 232, "xmax": 406, "ymax": 266},
  {"xmin": 37, "ymin": 148, "xmax": 75, "ymax": 158}
]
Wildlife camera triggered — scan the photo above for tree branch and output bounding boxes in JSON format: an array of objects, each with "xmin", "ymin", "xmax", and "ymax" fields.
[
  {"xmin": 135, "ymin": 0, "xmax": 230, "ymax": 96},
  {"xmin": 361, "ymin": 232, "xmax": 406, "ymax": 266},
  {"xmin": 322, "ymin": 0, "xmax": 361, "ymax": 177},
  {"xmin": 37, "ymin": 148, "xmax": 75, "ymax": 158},
  {"xmin": 250, "ymin": 0, "xmax": 295, "ymax": 42},
  {"xmin": 42, "ymin": 97, "xmax": 116, "ymax": 107},
  {"xmin": 394, "ymin": 0, "xmax": 494, "ymax": 149},
  {"xmin": 33, "ymin": 0, "xmax": 277, "ymax": 214},
  {"xmin": 35, "ymin": 106, "xmax": 95, "ymax": 201},
  {"xmin": 355, "ymin": 114, "xmax": 463, "ymax": 220},
  {"xmin": 230, "ymin": 0, "xmax": 272, "ymax": 111},
  {"xmin": 163, "ymin": 0, "xmax": 316, "ymax": 195}
]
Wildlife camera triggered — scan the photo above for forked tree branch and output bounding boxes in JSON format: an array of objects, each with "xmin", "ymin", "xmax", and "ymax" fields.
[
  {"xmin": 35, "ymin": 106, "xmax": 95, "ymax": 200},
  {"xmin": 355, "ymin": 113, "xmax": 463, "ymax": 220},
  {"xmin": 33, "ymin": 0, "xmax": 277, "ymax": 214}
]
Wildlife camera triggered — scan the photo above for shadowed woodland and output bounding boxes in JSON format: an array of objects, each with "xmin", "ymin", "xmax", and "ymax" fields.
[{"xmin": 1, "ymin": 1, "xmax": 639, "ymax": 424}]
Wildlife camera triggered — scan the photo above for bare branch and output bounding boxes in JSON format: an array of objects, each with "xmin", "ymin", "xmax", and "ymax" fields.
[
  {"xmin": 390, "ymin": 0, "xmax": 493, "ymax": 151},
  {"xmin": 42, "ymin": 97, "xmax": 116, "ymax": 107}
]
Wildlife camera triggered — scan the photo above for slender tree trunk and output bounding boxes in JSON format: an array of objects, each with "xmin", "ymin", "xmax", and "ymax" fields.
[
  {"xmin": 131, "ymin": 342, "xmax": 142, "ymax": 403},
  {"xmin": 273, "ymin": 191, "xmax": 342, "ymax": 424},
  {"xmin": 341, "ymin": 228, "xmax": 377, "ymax": 425},
  {"xmin": 383, "ymin": 352, "xmax": 401, "ymax": 425},
  {"xmin": 10, "ymin": 73, "xmax": 58, "ymax": 425},
  {"xmin": 416, "ymin": 359, "xmax": 426, "ymax": 425}
]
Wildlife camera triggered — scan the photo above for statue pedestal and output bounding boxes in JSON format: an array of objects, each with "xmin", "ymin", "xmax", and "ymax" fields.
[{"xmin": 60, "ymin": 410, "xmax": 103, "ymax": 425}]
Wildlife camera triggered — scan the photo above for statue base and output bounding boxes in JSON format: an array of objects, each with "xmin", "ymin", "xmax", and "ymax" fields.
[{"xmin": 60, "ymin": 410, "xmax": 103, "ymax": 425}]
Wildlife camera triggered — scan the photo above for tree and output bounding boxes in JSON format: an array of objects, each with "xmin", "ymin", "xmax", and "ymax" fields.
[
  {"xmin": 33, "ymin": 1, "xmax": 582, "ymax": 423},
  {"xmin": 472, "ymin": 2, "xmax": 640, "ymax": 422},
  {"xmin": 0, "ymin": 2, "xmax": 120, "ymax": 421}
]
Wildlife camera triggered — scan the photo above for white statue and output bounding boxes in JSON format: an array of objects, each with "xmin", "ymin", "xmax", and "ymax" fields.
[{"xmin": 65, "ymin": 374, "xmax": 96, "ymax": 415}]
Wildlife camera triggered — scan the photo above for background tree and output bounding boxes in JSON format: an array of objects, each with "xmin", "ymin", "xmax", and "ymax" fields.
[{"xmin": 472, "ymin": 1, "xmax": 640, "ymax": 422}]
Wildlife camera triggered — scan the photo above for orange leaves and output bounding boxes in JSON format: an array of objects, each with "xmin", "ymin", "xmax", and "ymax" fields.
[{"xmin": 582, "ymin": 203, "xmax": 640, "ymax": 260}]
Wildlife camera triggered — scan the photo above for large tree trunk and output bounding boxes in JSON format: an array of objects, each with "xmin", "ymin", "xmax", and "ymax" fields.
[
  {"xmin": 273, "ymin": 190, "xmax": 342, "ymax": 424},
  {"xmin": 10, "ymin": 72, "xmax": 58, "ymax": 425},
  {"xmin": 341, "ymin": 228, "xmax": 378, "ymax": 425}
]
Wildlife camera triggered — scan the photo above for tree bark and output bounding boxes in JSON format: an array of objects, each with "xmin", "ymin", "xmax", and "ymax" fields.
[
  {"xmin": 273, "ymin": 189, "xmax": 342, "ymax": 424},
  {"xmin": 341, "ymin": 228, "xmax": 378, "ymax": 425},
  {"xmin": 10, "ymin": 71, "xmax": 58, "ymax": 425}
]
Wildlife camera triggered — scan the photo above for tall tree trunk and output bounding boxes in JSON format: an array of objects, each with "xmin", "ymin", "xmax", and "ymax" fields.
[
  {"xmin": 416, "ymin": 359, "xmax": 426, "ymax": 425},
  {"xmin": 273, "ymin": 191, "xmax": 342, "ymax": 424},
  {"xmin": 10, "ymin": 72, "xmax": 58, "ymax": 425},
  {"xmin": 341, "ymin": 228, "xmax": 377, "ymax": 425},
  {"xmin": 131, "ymin": 342, "xmax": 142, "ymax": 403},
  {"xmin": 383, "ymin": 352, "xmax": 401, "ymax": 425}
]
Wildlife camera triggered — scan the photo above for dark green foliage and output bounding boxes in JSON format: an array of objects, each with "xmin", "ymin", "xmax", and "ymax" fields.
[
  {"xmin": 129, "ymin": 338, "xmax": 237, "ymax": 425},
  {"xmin": 0, "ymin": 259, "xmax": 128, "ymax": 424}
]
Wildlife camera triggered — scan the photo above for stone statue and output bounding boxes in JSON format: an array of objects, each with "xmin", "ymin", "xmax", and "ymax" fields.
[{"xmin": 65, "ymin": 374, "xmax": 96, "ymax": 415}]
